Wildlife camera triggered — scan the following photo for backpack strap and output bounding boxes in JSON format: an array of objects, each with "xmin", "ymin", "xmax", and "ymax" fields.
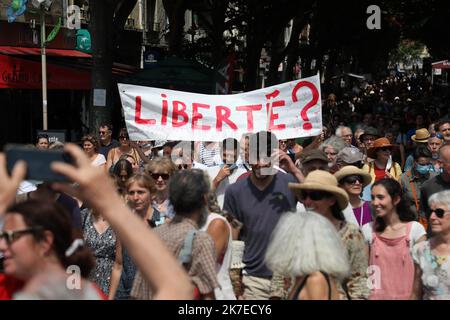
[
  {"xmin": 319, "ymin": 271, "xmax": 332, "ymax": 300},
  {"xmin": 178, "ymin": 229, "xmax": 197, "ymax": 267}
]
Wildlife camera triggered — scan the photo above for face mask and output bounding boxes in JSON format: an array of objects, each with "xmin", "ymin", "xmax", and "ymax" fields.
[{"xmin": 415, "ymin": 163, "xmax": 430, "ymax": 175}]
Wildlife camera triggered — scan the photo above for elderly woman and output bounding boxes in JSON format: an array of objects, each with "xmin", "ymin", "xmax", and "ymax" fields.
[
  {"xmin": 270, "ymin": 170, "xmax": 370, "ymax": 300},
  {"xmin": 363, "ymin": 137, "xmax": 402, "ymax": 183},
  {"xmin": 266, "ymin": 210, "xmax": 350, "ymax": 300},
  {"xmin": 335, "ymin": 166, "xmax": 373, "ymax": 228},
  {"xmin": 411, "ymin": 190, "xmax": 450, "ymax": 300},
  {"xmin": 81, "ymin": 134, "xmax": 106, "ymax": 168},
  {"xmin": 320, "ymin": 136, "xmax": 346, "ymax": 173}
]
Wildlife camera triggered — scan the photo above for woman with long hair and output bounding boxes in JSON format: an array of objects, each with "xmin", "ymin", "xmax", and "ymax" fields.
[
  {"xmin": 362, "ymin": 178, "xmax": 426, "ymax": 300},
  {"xmin": 411, "ymin": 190, "xmax": 450, "ymax": 300},
  {"xmin": 111, "ymin": 158, "xmax": 133, "ymax": 197},
  {"xmin": 266, "ymin": 210, "xmax": 350, "ymax": 300},
  {"xmin": 106, "ymin": 128, "xmax": 146, "ymax": 172}
]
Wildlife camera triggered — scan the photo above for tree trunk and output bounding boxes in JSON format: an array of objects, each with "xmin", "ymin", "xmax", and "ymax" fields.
[
  {"xmin": 89, "ymin": 0, "xmax": 114, "ymax": 132},
  {"xmin": 163, "ymin": 0, "xmax": 187, "ymax": 56}
]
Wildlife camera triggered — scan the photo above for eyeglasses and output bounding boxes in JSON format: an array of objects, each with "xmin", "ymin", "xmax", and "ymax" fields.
[
  {"xmin": 0, "ymin": 227, "xmax": 43, "ymax": 246},
  {"xmin": 151, "ymin": 173, "xmax": 170, "ymax": 180},
  {"xmin": 341, "ymin": 175, "xmax": 363, "ymax": 185},
  {"xmin": 119, "ymin": 135, "xmax": 129, "ymax": 140},
  {"xmin": 299, "ymin": 190, "xmax": 332, "ymax": 201},
  {"xmin": 430, "ymin": 208, "xmax": 450, "ymax": 218},
  {"xmin": 177, "ymin": 164, "xmax": 189, "ymax": 170}
]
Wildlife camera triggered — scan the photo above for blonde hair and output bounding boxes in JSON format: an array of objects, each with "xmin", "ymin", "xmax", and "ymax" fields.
[
  {"xmin": 145, "ymin": 157, "xmax": 176, "ymax": 175},
  {"xmin": 265, "ymin": 210, "xmax": 350, "ymax": 280}
]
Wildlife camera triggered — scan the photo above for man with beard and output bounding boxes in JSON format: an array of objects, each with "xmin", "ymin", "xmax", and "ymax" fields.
[
  {"xmin": 130, "ymin": 169, "xmax": 219, "ymax": 299},
  {"xmin": 223, "ymin": 131, "xmax": 299, "ymax": 299}
]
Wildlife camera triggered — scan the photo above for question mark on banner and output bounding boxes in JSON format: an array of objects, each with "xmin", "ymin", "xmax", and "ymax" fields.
[{"xmin": 292, "ymin": 81, "xmax": 319, "ymax": 130}]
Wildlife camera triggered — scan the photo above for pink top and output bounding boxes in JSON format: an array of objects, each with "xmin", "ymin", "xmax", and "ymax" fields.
[{"xmin": 369, "ymin": 222, "xmax": 415, "ymax": 300}]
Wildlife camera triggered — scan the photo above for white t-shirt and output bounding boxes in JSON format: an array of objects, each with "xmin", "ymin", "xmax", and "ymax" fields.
[
  {"xmin": 206, "ymin": 166, "xmax": 248, "ymax": 208},
  {"xmin": 91, "ymin": 154, "xmax": 106, "ymax": 167},
  {"xmin": 361, "ymin": 221, "xmax": 426, "ymax": 252}
]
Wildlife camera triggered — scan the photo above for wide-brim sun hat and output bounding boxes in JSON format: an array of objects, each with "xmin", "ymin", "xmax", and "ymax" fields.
[
  {"xmin": 288, "ymin": 170, "xmax": 349, "ymax": 210},
  {"xmin": 334, "ymin": 166, "xmax": 372, "ymax": 188},
  {"xmin": 411, "ymin": 128, "xmax": 431, "ymax": 143},
  {"xmin": 366, "ymin": 137, "xmax": 397, "ymax": 159}
]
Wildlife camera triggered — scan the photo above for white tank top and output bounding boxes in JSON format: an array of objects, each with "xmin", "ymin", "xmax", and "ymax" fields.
[{"xmin": 201, "ymin": 213, "xmax": 236, "ymax": 300}]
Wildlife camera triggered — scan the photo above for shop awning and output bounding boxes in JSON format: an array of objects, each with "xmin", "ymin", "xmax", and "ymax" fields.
[
  {"xmin": 0, "ymin": 46, "xmax": 91, "ymax": 58},
  {"xmin": 0, "ymin": 54, "xmax": 91, "ymax": 90},
  {"xmin": 432, "ymin": 60, "xmax": 450, "ymax": 69}
]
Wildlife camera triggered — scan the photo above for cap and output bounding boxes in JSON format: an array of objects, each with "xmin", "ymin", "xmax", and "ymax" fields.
[
  {"xmin": 300, "ymin": 149, "xmax": 328, "ymax": 164},
  {"xmin": 337, "ymin": 147, "xmax": 364, "ymax": 164}
]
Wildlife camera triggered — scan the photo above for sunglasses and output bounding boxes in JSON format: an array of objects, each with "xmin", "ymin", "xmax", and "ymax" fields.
[
  {"xmin": 98, "ymin": 131, "xmax": 108, "ymax": 135},
  {"xmin": 119, "ymin": 135, "xmax": 129, "ymax": 140},
  {"xmin": 299, "ymin": 190, "xmax": 332, "ymax": 201},
  {"xmin": 151, "ymin": 173, "xmax": 170, "ymax": 180},
  {"xmin": 378, "ymin": 147, "xmax": 391, "ymax": 152},
  {"xmin": 177, "ymin": 164, "xmax": 189, "ymax": 170},
  {"xmin": 341, "ymin": 175, "xmax": 363, "ymax": 185},
  {"xmin": 0, "ymin": 227, "xmax": 43, "ymax": 245},
  {"xmin": 431, "ymin": 208, "xmax": 450, "ymax": 218},
  {"xmin": 430, "ymin": 133, "xmax": 443, "ymax": 139}
]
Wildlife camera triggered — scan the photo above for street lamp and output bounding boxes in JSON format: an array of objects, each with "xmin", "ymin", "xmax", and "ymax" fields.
[{"xmin": 32, "ymin": 0, "xmax": 53, "ymax": 130}]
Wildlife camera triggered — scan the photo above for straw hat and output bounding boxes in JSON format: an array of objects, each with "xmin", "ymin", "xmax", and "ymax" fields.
[
  {"xmin": 334, "ymin": 166, "xmax": 372, "ymax": 188},
  {"xmin": 366, "ymin": 137, "xmax": 397, "ymax": 159},
  {"xmin": 411, "ymin": 128, "xmax": 430, "ymax": 143},
  {"xmin": 288, "ymin": 170, "xmax": 349, "ymax": 210}
]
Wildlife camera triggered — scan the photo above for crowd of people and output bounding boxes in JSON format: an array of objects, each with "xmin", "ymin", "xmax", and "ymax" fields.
[{"xmin": 0, "ymin": 73, "xmax": 449, "ymax": 300}]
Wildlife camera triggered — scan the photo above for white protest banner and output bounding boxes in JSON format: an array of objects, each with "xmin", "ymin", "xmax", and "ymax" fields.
[{"xmin": 118, "ymin": 73, "xmax": 322, "ymax": 142}]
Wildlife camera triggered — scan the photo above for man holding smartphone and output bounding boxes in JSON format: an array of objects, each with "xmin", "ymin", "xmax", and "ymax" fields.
[{"xmin": 207, "ymin": 138, "xmax": 247, "ymax": 208}]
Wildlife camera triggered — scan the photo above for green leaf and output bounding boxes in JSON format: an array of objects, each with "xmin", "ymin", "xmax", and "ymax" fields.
[{"xmin": 46, "ymin": 17, "xmax": 61, "ymax": 43}]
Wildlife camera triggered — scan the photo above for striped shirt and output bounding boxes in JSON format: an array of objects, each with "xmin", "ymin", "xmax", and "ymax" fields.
[{"xmin": 198, "ymin": 142, "xmax": 221, "ymax": 167}]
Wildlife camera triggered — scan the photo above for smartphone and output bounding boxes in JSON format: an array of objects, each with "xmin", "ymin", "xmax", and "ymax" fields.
[
  {"xmin": 287, "ymin": 153, "xmax": 296, "ymax": 163},
  {"xmin": 228, "ymin": 163, "xmax": 238, "ymax": 173},
  {"xmin": 5, "ymin": 144, "xmax": 74, "ymax": 182}
]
